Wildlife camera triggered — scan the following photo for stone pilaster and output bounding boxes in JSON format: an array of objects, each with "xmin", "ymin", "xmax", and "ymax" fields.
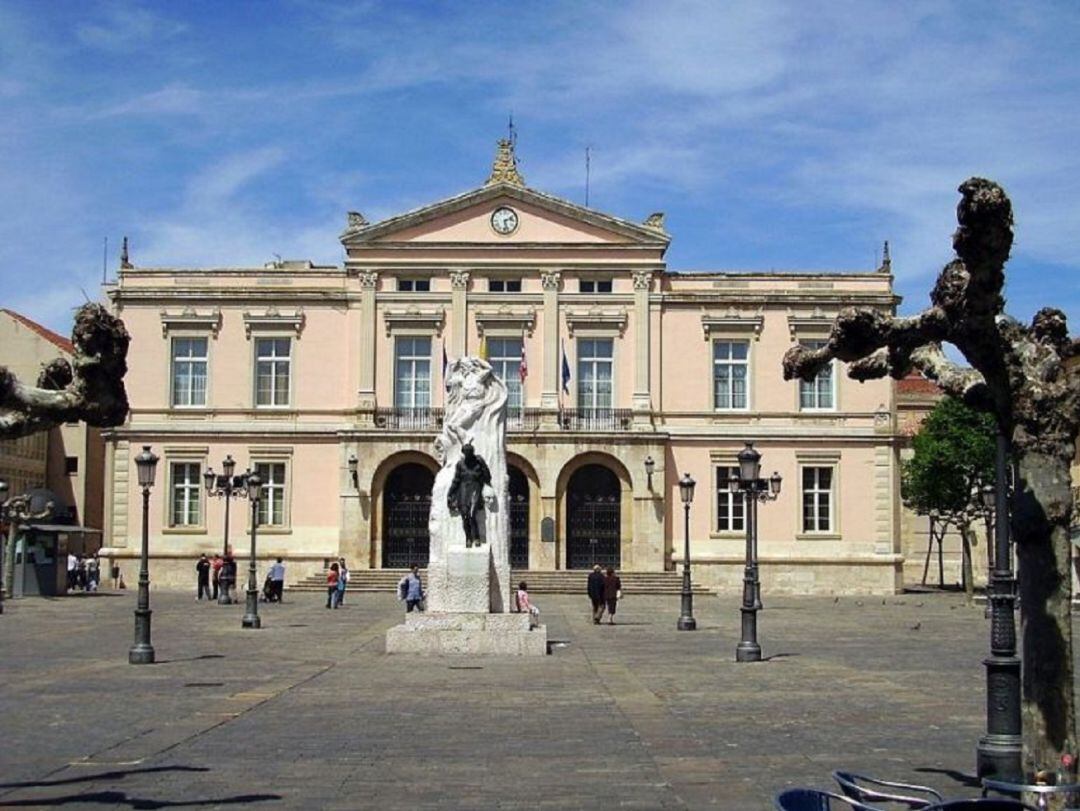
[
  {"xmin": 631, "ymin": 270, "xmax": 653, "ymax": 428},
  {"xmin": 111, "ymin": 440, "xmax": 130, "ymax": 547},
  {"xmin": 450, "ymin": 270, "xmax": 470, "ymax": 358},
  {"xmin": 540, "ymin": 270, "xmax": 561, "ymax": 423},
  {"xmin": 357, "ymin": 270, "xmax": 378, "ymax": 421}
]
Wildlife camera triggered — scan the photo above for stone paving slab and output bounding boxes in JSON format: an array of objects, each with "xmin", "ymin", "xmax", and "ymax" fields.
[{"xmin": 0, "ymin": 588, "xmax": 1076, "ymax": 809}]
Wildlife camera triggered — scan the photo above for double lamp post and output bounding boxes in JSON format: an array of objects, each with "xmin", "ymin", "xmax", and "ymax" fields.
[{"xmin": 671, "ymin": 442, "xmax": 781, "ymax": 663}]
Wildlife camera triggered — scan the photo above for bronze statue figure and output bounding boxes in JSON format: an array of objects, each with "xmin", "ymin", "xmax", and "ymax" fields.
[{"xmin": 447, "ymin": 443, "xmax": 491, "ymax": 547}]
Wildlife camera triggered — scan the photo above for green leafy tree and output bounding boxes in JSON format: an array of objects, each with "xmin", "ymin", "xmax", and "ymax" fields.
[{"xmin": 902, "ymin": 396, "xmax": 996, "ymax": 600}]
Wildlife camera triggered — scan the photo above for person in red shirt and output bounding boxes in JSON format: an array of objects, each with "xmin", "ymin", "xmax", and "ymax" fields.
[
  {"xmin": 326, "ymin": 563, "xmax": 340, "ymax": 609},
  {"xmin": 211, "ymin": 554, "xmax": 223, "ymax": 601}
]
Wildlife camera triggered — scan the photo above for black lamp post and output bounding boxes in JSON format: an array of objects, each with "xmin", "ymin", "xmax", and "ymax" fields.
[
  {"xmin": 129, "ymin": 445, "xmax": 158, "ymax": 665},
  {"xmin": 677, "ymin": 473, "xmax": 697, "ymax": 630},
  {"xmin": 976, "ymin": 425, "xmax": 1022, "ymax": 780},
  {"xmin": 241, "ymin": 473, "xmax": 264, "ymax": 629},
  {"xmin": 644, "ymin": 456, "xmax": 655, "ymax": 491},
  {"xmin": 0, "ymin": 480, "xmax": 7, "ymax": 614},
  {"xmin": 733, "ymin": 442, "xmax": 781, "ymax": 662},
  {"xmin": 204, "ymin": 455, "xmax": 249, "ymax": 604}
]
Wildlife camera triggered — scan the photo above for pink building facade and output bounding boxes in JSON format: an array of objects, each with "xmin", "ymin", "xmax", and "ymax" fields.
[{"xmin": 103, "ymin": 142, "xmax": 902, "ymax": 593}]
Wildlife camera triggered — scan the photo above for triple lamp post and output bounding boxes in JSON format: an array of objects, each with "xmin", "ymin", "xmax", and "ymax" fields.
[{"xmin": 203, "ymin": 455, "xmax": 249, "ymax": 605}]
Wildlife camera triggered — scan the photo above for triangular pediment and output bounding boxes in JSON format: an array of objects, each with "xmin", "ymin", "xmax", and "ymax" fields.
[{"xmin": 341, "ymin": 183, "xmax": 669, "ymax": 249}]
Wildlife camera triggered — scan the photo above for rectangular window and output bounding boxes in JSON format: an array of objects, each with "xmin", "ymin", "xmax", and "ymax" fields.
[
  {"xmin": 255, "ymin": 338, "xmax": 291, "ymax": 407},
  {"xmin": 65, "ymin": 456, "xmax": 79, "ymax": 475},
  {"xmin": 398, "ymin": 279, "xmax": 431, "ymax": 292},
  {"xmin": 394, "ymin": 336, "xmax": 432, "ymax": 410},
  {"xmin": 577, "ymin": 338, "xmax": 613, "ymax": 410},
  {"xmin": 802, "ymin": 466, "xmax": 834, "ymax": 533},
  {"xmin": 713, "ymin": 340, "xmax": 749, "ymax": 410},
  {"xmin": 488, "ymin": 337, "xmax": 523, "ymax": 418},
  {"xmin": 799, "ymin": 340, "xmax": 835, "ymax": 410},
  {"xmin": 254, "ymin": 462, "xmax": 287, "ymax": 527},
  {"xmin": 715, "ymin": 465, "xmax": 745, "ymax": 532},
  {"xmin": 488, "ymin": 279, "xmax": 522, "ymax": 293},
  {"xmin": 171, "ymin": 337, "xmax": 208, "ymax": 407},
  {"xmin": 579, "ymin": 279, "xmax": 613, "ymax": 294},
  {"xmin": 169, "ymin": 462, "xmax": 202, "ymax": 527}
]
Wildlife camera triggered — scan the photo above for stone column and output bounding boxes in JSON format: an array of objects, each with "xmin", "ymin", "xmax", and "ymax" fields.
[
  {"xmin": 450, "ymin": 270, "xmax": 470, "ymax": 358},
  {"xmin": 339, "ymin": 441, "xmax": 365, "ymax": 565},
  {"xmin": 357, "ymin": 270, "xmax": 378, "ymax": 423},
  {"xmin": 540, "ymin": 270, "xmax": 561, "ymax": 425},
  {"xmin": 631, "ymin": 270, "xmax": 653, "ymax": 428}
]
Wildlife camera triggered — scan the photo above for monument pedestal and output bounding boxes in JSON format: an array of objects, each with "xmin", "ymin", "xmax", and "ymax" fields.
[{"xmin": 386, "ymin": 611, "xmax": 547, "ymax": 656}]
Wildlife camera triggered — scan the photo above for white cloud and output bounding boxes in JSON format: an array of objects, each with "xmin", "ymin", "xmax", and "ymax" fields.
[{"xmin": 75, "ymin": 4, "xmax": 187, "ymax": 52}]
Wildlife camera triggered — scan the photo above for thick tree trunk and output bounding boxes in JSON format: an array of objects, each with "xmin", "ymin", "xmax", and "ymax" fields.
[
  {"xmin": 1014, "ymin": 448, "xmax": 1077, "ymax": 778},
  {"xmin": 959, "ymin": 521, "xmax": 975, "ymax": 605}
]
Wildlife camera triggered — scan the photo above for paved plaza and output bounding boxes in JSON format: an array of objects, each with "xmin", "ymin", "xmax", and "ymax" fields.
[{"xmin": 2, "ymin": 587, "xmax": 1077, "ymax": 810}]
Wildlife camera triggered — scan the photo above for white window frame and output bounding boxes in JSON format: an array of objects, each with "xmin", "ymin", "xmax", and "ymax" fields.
[
  {"xmin": 394, "ymin": 336, "xmax": 433, "ymax": 410},
  {"xmin": 254, "ymin": 336, "xmax": 292, "ymax": 408},
  {"xmin": 798, "ymin": 339, "xmax": 836, "ymax": 412},
  {"xmin": 712, "ymin": 340, "xmax": 751, "ymax": 411},
  {"xmin": 169, "ymin": 461, "xmax": 203, "ymax": 528},
  {"xmin": 713, "ymin": 464, "xmax": 746, "ymax": 535},
  {"xmin": 800, "ymin": 464, "xmax": 837, "ymax": 536},
  {"xmin": 170, "ymin": 336, "xmax": 209, "ymax": 408},
  {"xmin": 253, "ymin": 460, "xmax": 290, "ymax": 530},
  {"xmin": 487, "ymin": 337, "xmax": 523, "ymax": 418},
  {"xmin": 576, "ymin": 337, "xmax": 614, "ymax": 411}
]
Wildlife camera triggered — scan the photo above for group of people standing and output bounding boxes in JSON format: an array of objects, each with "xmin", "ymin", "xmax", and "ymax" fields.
[
  {"xmin": 326, "ymin": 557, "xmax": 350, "ymax": 608},
  {"xmin": 195, "ymin": 553, "xmax": 286, "ymax": 603},
  {"xmin": 65, "ymin": 552, "xmax": 101, "ymax": 592},
  {"xmin": 587, "ymin": 564, "xmax": 622, "ymax": 625}
]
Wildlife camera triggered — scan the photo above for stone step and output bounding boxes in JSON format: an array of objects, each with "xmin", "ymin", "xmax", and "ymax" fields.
[{"xmin": 290, "ymin": 569, "xmax": 713, "ymax": 595}]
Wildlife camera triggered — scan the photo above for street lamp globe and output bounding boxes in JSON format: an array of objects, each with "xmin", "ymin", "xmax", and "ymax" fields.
[
  {"xmin": 678, "ymin": 473, "xmax": 696, "ymax": 504},
  {"xmin": 222, "ymin": 454, "xmax": 236, "ymax": 480},
  {"xmin": 134, "ymin": 445, "xmax": 159, "ymax": 488},
  {"xmin": 203, "ymin": 467, "xmax": 216, "ymax": 492},
  {"xmin": 769, "ymin": 471, "xmax": 783, "ymax": 497},
  {"xmin": 980, "ymin": 484, "xmax": 995, "ymax": 510},
  {"xmin": 644, "ymin": 455, "xmax": 656, "ymax": 486},
  {"xmin": 737, "ymin": 442, "xmax": 761, "ymax": 485},
  {"xmin": 246, "ymin": 473, "xmax": 263, "ymax": 502},
  {"xmin": 0, "ymin": 480, "xmax": 8, "ymax": 499}
]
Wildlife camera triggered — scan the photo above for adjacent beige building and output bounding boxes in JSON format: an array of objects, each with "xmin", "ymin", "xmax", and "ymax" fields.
[{"xmin": 102, "ymin": 141, "xmax": 904, "ymax": 593}]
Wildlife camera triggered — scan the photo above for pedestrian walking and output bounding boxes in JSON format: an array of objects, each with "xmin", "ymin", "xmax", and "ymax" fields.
[
  {"xmin": 87, "ymin": 554, "xmax": 101, "ymax": 592},
  {"xmin": 603, "ymin": 566, "xmax": 622, "ymax": 625},
  {"xmin": 587, "ymin": 563, "xmax": 606, "ymax": 624},
  {"xmin": 336, "ymin": 558, "xmax": 349, "ymax": 606},
  {"xmin": 196, "ymin": 553, "xmax": 211, "ymax": 600},
  {"xmin": 221, "ymin": 554, "xmax": 237, "ymax": 603},
  {"xmin": 211, "ymin": 554, "xmax": 222, "ymax": 600},
  {"xmin": 398, "ymin": 564, "xmax": 424, "ymax": 612},
  {"xmin": 327, "ymin": 562, "xmax": 340, "ymax": 609},
  {"xmin": 267, "ymin": 557, "xmax": 286, "ymax": 603},
  {"xmin": 516, "ymin": 581, "xmax": 540, "ymax": 627},
  {"xmin": 66, "ymin": 552, "xmax": 77, "ymax": 591}
]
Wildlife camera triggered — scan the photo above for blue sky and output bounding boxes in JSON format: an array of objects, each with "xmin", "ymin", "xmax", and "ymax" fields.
[{"xmin": 2, "ymin": 1, "xmax": 1078, "ymax": 338}]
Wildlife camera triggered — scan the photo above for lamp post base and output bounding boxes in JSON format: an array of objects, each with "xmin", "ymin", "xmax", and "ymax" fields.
[
  {"xmin": 242, "ymin": 589, "xmax": 261, "ymax": 629},
  {"xmin": 129, "ymin": 608, "xmax": 155, "ymax": 664},
  {"xmin": 677, "ymin": 615, "xmax": 697, "ymax": 631},
  {"xmin": 735, "ymin": 641, "xmax": 761, "ymax": 662},
  {"xmin": 976, "ymin": 735, "xmax": 1023, "ymax": 781}
]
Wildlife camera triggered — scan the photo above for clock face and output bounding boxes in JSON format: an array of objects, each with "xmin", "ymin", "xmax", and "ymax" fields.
[{"xmin": 491, "ymin": 206, "xmax": 519, "ymax": 235}]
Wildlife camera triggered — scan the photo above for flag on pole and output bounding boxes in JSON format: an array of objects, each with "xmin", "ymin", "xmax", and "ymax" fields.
[
  {"xmin": 442, "ymin": 341, "xmax": 449, "ymax": 390},
  {"xmin": 478, "ymin": 335, "xmax": 488, "ymax": 361},
  {"xmin": 519, "ymin": 335, "xmax": 528, "ymax": 383},
  {"xmin": 561, "ymin": 341, "xmax": 571, "ymax": 394}
]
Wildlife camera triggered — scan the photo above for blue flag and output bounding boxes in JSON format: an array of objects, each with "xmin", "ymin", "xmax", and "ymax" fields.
[{"xmin": 561, "ymin": 341, "xmax": 571, "ymax": 394}]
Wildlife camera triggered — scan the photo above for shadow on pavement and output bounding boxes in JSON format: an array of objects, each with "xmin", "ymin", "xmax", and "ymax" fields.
[
  {"xmin": 914, "ymin": 766, "xmax": 982, "ymax": 789},
  {"xmin": 154, "ymin": 654, "xmax": 226, "ymax": 665},
  {"xmin": 0, "ymin": 766, "xmax": 209, "ymax": 790},
  {"xmin": 0, "ymin": 791, "xmax": 281, "ymax": 808}
]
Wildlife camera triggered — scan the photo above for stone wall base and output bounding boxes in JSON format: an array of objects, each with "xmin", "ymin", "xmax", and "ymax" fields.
[
  {"xmin": 690, "ymin": 557, "xmax": 904, "ymax": 596},
  {"xmin": 386, "ymin": 612, "xmax": 548, "ymax": 656}
]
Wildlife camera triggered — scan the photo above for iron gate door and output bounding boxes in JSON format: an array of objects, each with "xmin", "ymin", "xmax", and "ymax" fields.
[
  {"xmin": 509, "ymin": 467, "xmax": 530, "ymax": 569},
  {"xmin": 383, "ymin": 493, "xmax": 431, "ymax": 568}
]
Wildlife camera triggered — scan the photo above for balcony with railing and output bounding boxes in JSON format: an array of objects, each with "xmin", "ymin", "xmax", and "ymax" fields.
[
  {"xmin": 507, "ymin": 408, "xmax": 542, "ymax": 432},
  {"xmin": 559, "ymin": 408, "xmax": 633, "ymax": 432},
  {"xmin": 373, "ymin": 407, "xmax": 444, "ymax": 432},
  {"xmin": 370, "ymin": 406, "xmax": 633, "ymax": 433}
]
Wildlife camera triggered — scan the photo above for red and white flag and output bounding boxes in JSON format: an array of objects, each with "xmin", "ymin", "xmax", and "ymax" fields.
[{"xmin": 519, "ymin": 336, "xmax": 528, "ymax": 383}]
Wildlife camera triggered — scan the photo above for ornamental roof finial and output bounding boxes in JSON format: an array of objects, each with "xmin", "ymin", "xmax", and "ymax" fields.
[
  {"xmin": 485, "ymin": 138, "xmax": 525, "ymax": 187},
  {"xmin": 879, "ymin": 239, "xmax": 892, "ymax": 273}
]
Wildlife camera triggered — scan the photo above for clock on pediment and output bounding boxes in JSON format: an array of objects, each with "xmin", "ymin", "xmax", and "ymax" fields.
[{"xmin": 490, "ymin": 206, "xmax": 519, "ymax": 235}]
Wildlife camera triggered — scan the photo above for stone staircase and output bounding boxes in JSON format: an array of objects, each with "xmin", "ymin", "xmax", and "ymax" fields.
[{"xmin": 291, "ymin": 568, "xmax": 713, "ymax": 595}]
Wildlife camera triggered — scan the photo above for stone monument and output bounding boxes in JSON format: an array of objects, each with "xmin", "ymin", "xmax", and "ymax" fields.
[{"xmin": 385, "ymin": 357, "xmax": 547, "ymax": 655}]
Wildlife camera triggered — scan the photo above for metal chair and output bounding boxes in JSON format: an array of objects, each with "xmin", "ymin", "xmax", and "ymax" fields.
[
  {"xmin": 833, "ymin": 771, "xmax": 945, "ymax": 808},
  {"xmin": 775, "ymin": 787, "xmax": 883, "ymax": 810},
  {"xmin": 922, "ymin": 801, "xmax": 1038, "ymax": 810}
]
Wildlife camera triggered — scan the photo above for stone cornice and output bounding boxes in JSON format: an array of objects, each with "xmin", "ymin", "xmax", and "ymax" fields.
[
  {"xmin": 565, "ymin": 307, "xmax": 628, "ymax": 337},
  {"xmin": 159, "ymin": 307, "xmax": 222, "ymax": 338},
  {"xmin": 383, "ymin": 307, "xmax": 445, "ymax": 336},
  {"xmin": 475, "ymin": 307, "xmax": 536, "ymax": 337},
  {"xmin": 701, "ymin": 312, "xmax": 764, "ymax": 341},
  {"xmin": 243, "ymin": 308, "xmax": 305, "ymax": 338}
]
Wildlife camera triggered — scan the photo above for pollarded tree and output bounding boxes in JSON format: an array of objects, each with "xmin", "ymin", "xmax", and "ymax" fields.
[
  {"xmin": 902, "ymin": 395, "xmax": 996, "ymax": 601},
  {"xmin": 0, "ymin": 303, "xmax": 129, "ymax": 439},
  {"xmin": 783, "ymin": 178, "xmax": 1077, "ymax": 774}
]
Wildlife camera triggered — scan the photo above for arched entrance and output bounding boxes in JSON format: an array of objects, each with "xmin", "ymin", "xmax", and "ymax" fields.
[
  {"xmin": 381, "ymin": 463, "xmax": 434, "ymax": 568},
  {"xmin": 566, "ymin": 464, "xmax": 621, "ymax": 569},
  {"xmin": 508, "ymin": 466, "xmax": 529, "ymax": 569}
]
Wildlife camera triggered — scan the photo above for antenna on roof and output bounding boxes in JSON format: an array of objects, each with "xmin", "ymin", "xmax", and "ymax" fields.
[
  {"xmin": 585, "ymin": 146, "xmax": 591, "ymax": 208},
  {"xmin": 508, "ymin": 112, "xmax": 517, "ymax": 149},
  {"xmin": 102, "ymin": 236, "xmax": 108, "ymax": 284}
]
